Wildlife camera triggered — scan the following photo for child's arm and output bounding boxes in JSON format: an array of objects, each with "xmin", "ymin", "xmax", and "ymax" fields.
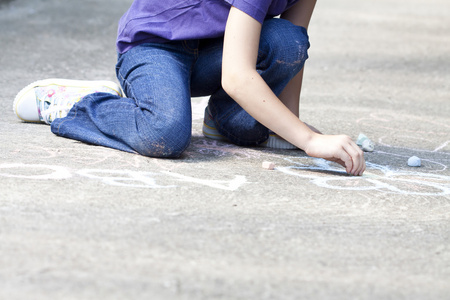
[{"xmin": 222, "ymin": 6, "xmax": 366, "ymax": 175}]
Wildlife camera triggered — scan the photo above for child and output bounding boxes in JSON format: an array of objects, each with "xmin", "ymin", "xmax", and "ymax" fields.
[{"xmin": 13, "ymin": 0, "xmax": 365, "ymax": 176}]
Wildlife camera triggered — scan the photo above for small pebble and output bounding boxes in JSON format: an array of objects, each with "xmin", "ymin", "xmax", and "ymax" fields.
[
  {"xmin": 407, "ymin": 156, "xmax": 421, "ymax": 167},
  {"xmin": 262, "ymin": 161, "xmax": 276, "ymax": 170}
]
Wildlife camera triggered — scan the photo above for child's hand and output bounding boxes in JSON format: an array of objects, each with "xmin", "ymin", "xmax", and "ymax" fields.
[{"xmin": 304, "ymin": 134, "xmax": 366, "ymax": 176}]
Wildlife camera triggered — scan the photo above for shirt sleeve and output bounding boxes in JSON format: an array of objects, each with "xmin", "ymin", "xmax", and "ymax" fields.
[{"xmin": 224, "ymin": 0, "xmax": 273, "ymax": 23}]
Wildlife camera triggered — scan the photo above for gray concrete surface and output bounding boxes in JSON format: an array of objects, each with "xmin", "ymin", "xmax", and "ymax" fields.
[{"xmin": 1, "ymin": 0, "xmax": 449, "ymax": 299}]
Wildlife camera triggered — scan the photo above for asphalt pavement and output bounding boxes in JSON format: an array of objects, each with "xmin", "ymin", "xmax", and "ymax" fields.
[{"xmin": 1, "ymin": 0, "xmax": 449, "ymax": 299}]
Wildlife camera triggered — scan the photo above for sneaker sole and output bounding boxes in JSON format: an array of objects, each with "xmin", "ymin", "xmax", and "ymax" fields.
[
  {"xmin": 13, "ymin": 78, "xmax": 124, "ymax": 122},
  {"xmin": 262, "ymin": 133, "xmax": 298, "ymax": 150}
]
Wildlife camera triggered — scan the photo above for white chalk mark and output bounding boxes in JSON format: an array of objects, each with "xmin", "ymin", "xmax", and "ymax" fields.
[
  {"xmin": 376, "ymin": 151, "xmax": 447, "ymax": 172},
  {"xmin": 0, "ymin": 163, "xmax": 72, "ymax": 180},
  {"xmin": 77, "ymin": 169, "xmax": 176, "ymax": 189},
  {"xmin": 162, "ymin": 171, "xmax": 247, "ymax": 191},
  {"xmin": 0, "ymin": 163, "xmax": 248, "ymax": 191},
  {"xmin": 277, "ymin": 158, "xmax": 450, "ymax": 196},
  {"xmin": 434, "ymin": 141, "xmax": 450, "ymax": 152}
]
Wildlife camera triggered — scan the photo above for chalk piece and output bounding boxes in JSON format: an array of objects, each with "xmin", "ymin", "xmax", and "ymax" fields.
[
  {"xmin": 361, "ymin": 139, "xmax": 374, "ymax": 152},
  {"xmin": 408, "ymin": 156, "xmax": 421, "ymax": 167},
  {"xmin": 356, "ymin": 133, "xmax": 367, "ymax": 146},
  {"xmin": 356, "ymin": 133, "xmax": 375, "ymax": 152},
  {"xmin": 262, "ymin": 161, "xmax": 276, "ymax": 170}
]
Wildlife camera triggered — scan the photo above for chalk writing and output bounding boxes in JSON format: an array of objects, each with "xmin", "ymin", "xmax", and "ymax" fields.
[
  {"xmin": 77, "ymin": 169, "xmax": 175, "ymax": 189},
  {"xmin": 0, "ymin": 163, "xmax": 72, "ymax": 180},
  {"xmin": 162, "ymin": 171, "xmax": 247, "ymax": 191},
  {"xmin": 276, "ymin": 157, "xmax": 450, "ymax": 196},
  {"xmin": 0, "ymin": 163, "xmax": 247, "ymax": 191}
]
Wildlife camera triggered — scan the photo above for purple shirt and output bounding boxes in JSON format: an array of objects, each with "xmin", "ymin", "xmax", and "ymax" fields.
[{"xmin": 117, "ymin": 0, "xmax": 299, "ymax": 53}]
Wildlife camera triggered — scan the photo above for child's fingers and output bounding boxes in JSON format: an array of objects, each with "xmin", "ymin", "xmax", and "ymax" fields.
[
  {"xmin": 352, "ymin": 143, "xmax": 366, "ymax": 175},
  {"xmin": 344, "ymin": 141, "xmax": 365, "ymax": 175},
  {"xmin": 337, "ymin": 146, "xmax": 354, "ymax": 174},
  {"xmin": 305, "ymin": 134, "xmax": 366, "ymax": 176}
]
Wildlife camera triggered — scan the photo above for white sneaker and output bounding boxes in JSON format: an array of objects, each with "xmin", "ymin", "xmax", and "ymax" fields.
[
  {"xmin": 260, "ymin": 132, "xmax": 297, "ymax": 150},
  {"xmin": 202, "ymin": 107, "xmax": 229, "ymax": 141},
  {"xmin": 13, "ymin": 79, "xmax": 123, "ymax": 124}
]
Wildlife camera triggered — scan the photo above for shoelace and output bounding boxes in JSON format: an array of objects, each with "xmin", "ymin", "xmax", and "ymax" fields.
[
  {"xmin": 41, "ymin": 104, "xmax": 73, "ymax": 124},
  {"xmin": 38, "ymin": 93, "xmax": 81, "ymax": 125}
]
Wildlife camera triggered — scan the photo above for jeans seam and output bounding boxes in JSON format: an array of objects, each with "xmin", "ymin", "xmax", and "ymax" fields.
[{"xmin": 182, "ymin": 40, "xmax": 199, "ymax": 56}]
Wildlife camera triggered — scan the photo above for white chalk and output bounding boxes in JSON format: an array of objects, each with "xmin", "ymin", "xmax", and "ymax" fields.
[
  {"xmin": 407, "ymin": 156, "xmax": 421, "ymax": 167},
  {"xmin": 356, "ymin": 133, "xmax": 375, "ymax": 152},
  {"xmin": 361, "ymin": 139, "xmax": 374, "ymax": 152},
  {"xmin": 262, "ymin": 161, "xmax": 276, "ymax": 170}
]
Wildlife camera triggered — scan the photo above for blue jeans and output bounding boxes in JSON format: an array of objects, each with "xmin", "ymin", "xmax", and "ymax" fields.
[{"xmin": 51, "ymin": 19, "xmax": 309, "ymax": 158}]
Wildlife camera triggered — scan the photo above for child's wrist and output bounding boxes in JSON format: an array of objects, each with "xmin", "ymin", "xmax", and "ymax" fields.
[{"xmin": 293, "ymin": 129, "xmax": 316, "ymax": 151}]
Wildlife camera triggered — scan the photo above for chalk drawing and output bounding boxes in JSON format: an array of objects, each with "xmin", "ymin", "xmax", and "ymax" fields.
[
  {"xmin": 188, "ymin": 138, "xmax": 271, "ymax": 159},
  {"xmin": 434, "ymin": 141, "xmax": 450, "ymax": 153},
  {"xmin": 355, "ymin": 111, "xmax": 450, "ymax": 152},
  {"xmin": 161, "ymin": 171, "xmax": 247, "ymax": 191},
  {"xmin": 3, "ymin": 108, "xmax": 449, "ymax": 196},
  {"xmin": 276, "ymin": 157, "xmax": 450, "ymax": 196},
  {"xmin": 21, "ymin": 145, "xmax": 147, "ymax": 168},
  {"xmin": 77, "ymin": 169, "xmax": 175, "ymax": 189},
  {"xmin": 187, "ymin": 133, "xmax": 450, "ymax": 196},
  {"xmin": 0, "ymin": 163, "xmax": 72, "ymax": 180},
  {"xmin": 0, "ymin": 163, "xmax": 247, "ymax": 191}
]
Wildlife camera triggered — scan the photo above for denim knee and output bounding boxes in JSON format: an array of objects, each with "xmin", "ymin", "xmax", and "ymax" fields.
[
  {"xmin": 259, "ymin": 18, "xmax": 310, "ymax": 74},
  {"xmin": 132, "ymin": 119, "xmax": 191, "ymax": 158}
]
